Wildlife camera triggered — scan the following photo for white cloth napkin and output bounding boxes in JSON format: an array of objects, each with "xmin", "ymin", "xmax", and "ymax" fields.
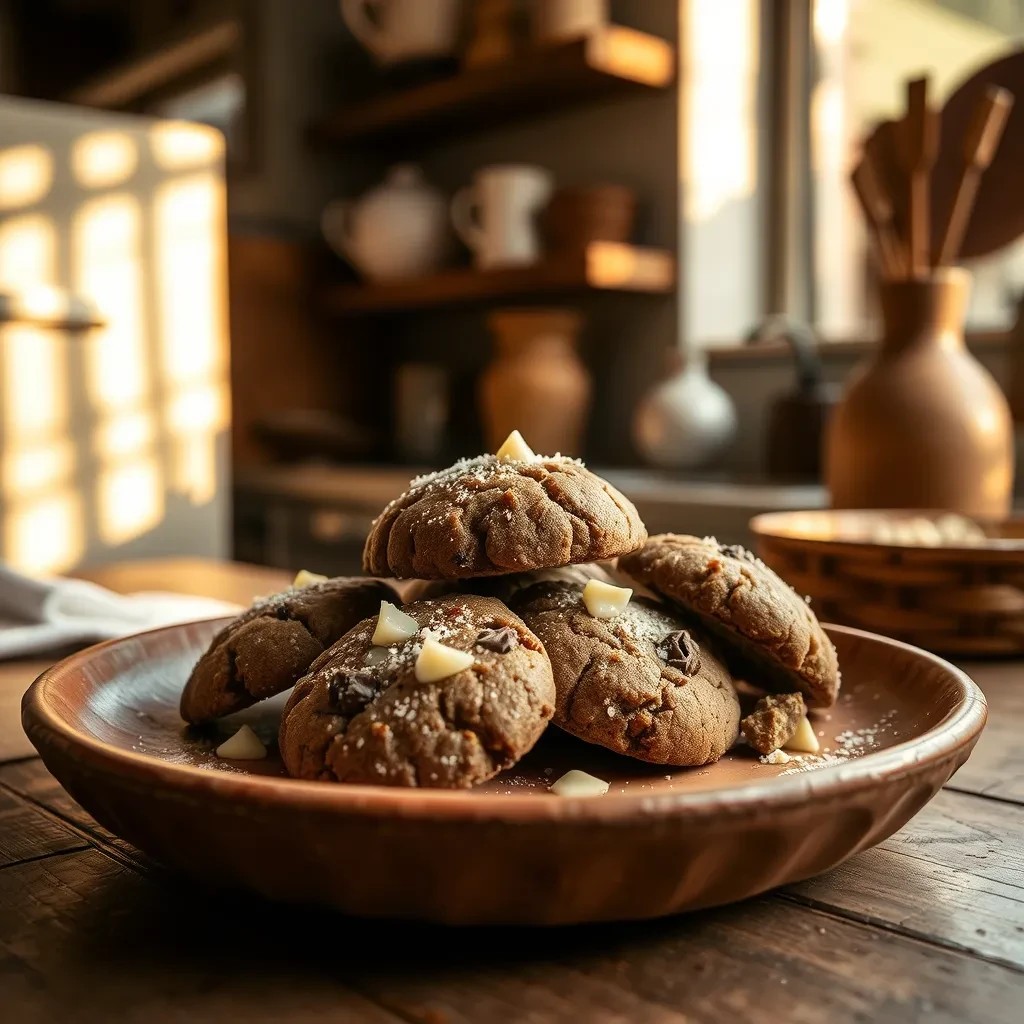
[{"xmin": 0, "ymin": 563, "xmax": 240, "ymax": 660}]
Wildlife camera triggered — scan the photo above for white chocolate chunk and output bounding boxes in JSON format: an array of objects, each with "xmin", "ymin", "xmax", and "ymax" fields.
[
  {"xmin": 784, "ymin": 715, "xmax": 820, "ymax": 755},
  {"xmin": 582, "ymin": 578, "xmax": 633, "ymax": 619},
  {"xmin": 415, "ymin": 637, "xmax": 475, "ymax": 683},
  {"xmin": 762, "ymin": 749, "xmax": 792, "ymax": 765},
  {"xmin": 364, "ymin": 646, "xmax": 389, "ymax": 667},
  {"xmin": 496, "ymin": 429, "xmax": 536, "ymax": 462},
  {"xmin": 372, "ymin": 601, "xmax": 418, "ymax": 645},
  {"xmin": 550, "ymin": 769, "xmax": 610, "ymax": 797},
  {"xmin": 293, "ymin": 569, "xmax": 328, "ymax": 588},
  {"xmin": 215, "ymin": 725, "xmax": 267, "ymax": 760}
]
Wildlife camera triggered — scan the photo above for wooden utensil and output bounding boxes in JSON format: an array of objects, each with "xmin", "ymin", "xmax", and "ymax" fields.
[
  {"xmin": 864, "ymin": 118, "xmax": 909, "ymax": 268},
  {"xmin": 850, "ymin": 155, "xmax": 903, "ymax": 278},
  {"xmin": 934, "ymin": 86, "xmax": 1014, "ymax": 266},
  {"xmin": 899, "ymin": 77, "xmax": 939, "ymax": 278},
  {"xmin": 931, "ymin": 50, "xmax": 1024, "ymax": 260}
]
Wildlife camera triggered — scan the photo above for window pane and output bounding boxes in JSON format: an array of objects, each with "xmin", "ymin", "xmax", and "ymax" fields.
[{"xmin": 811, "ymin": 0, "xmax": 1024, "ymax": 336}]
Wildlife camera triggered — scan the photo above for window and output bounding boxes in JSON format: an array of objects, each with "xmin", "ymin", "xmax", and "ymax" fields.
[{"xmin": 809, "ymin": 0, "xmax": 1024, "ymax": 336}]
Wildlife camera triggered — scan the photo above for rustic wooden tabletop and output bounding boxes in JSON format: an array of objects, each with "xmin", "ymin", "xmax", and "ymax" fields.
[{"xmin": 1, "ymin": 559, "xmax": 1021, "ymax": 1023}]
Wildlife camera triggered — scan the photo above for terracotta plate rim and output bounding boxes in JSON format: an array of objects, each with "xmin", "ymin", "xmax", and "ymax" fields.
[{"xmin": 22, "ymin": 617, "xmax": 988, "ymax": 824}]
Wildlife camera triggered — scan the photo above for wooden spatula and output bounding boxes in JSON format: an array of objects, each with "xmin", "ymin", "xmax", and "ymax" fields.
[
  {"xmin": 930, "ymin": 50, "xmax": 1024, "ymax": 260},
  {"xmin": 851, "ymin": 155, "xmax": 903, "ymax": 278},
  {"xmin": 934, "ymin": 85, "xmax": 1014, "ymax": 266}
]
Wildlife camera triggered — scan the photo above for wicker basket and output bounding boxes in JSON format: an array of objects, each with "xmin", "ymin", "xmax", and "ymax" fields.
[{"xmin": 750, "ymin": 509, "xmax": 1024, "ymax": 656}]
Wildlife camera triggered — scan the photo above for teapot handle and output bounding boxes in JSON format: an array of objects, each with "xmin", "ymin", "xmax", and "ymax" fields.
[
  {"xmin": 341, "ymin": 0, "xmax": 385, "ymax": 55},
  {"xmin": 451, "ymin": 186, "xmax": 486, "ymax": 252},
  {"xmin": 321, "ymin": 200, "xmax": 354, "ymax": 260}
]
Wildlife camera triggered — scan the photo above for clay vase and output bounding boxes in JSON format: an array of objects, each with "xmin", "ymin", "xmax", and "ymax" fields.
[
  {"xmin": 479, "ymin": 309, "xmax": 590, "ymax": 455},
  {"xmin": 825, "ymin": 268, "xmax": 1013, "ymax": 517},
  {"xmin": 632, "ymin": 349, "xmax": 737, "ymax": 468}
]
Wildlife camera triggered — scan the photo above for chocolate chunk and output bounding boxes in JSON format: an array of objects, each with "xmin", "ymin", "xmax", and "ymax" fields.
[
  {"xmin": 327, "ymin": 671, "xmax": 379, "ymax": 716},
  {"xmin": 663, "ymin": 630, "xmax": 701, "ymax": 675},
  {"xmin": 476, "ymin": 626, "xmax": 518, "ymax": 654},
  {"xmin": 719, "ymin": 543, "xmax": 756, "ymax": 563}
]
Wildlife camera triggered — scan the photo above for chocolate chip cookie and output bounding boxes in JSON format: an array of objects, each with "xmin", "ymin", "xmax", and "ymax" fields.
[
  {"xmin": 363, "ymin": 454, "xmax": 646, "ymax": 580},
  {"xmin": 279, "ymin": 595, "xmax": 555, "ymax": 788},
  {"xmin": 180, "ymin": 577, "xmax": 398, "ymax": 724},
  {"xmin": 512, "ymin": 581, "xmax": 740, "ymax": 765},
  {"xmin": 618, "ymin": 535, "xmax": 840, "ymax": 708}
]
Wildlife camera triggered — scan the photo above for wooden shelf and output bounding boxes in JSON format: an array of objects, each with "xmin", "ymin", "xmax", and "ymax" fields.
[
  {"xmin": 311, "ymin": 27, "xmax": 675, "ymax": 148},
  {"xmin": 323, "ymin": 243, "xmax": 675, "ymax": 315}
]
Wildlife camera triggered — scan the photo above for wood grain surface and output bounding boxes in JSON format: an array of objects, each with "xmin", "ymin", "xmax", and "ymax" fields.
[{"xmin": 0, "ymin": 559, "xmax": 1021, "ymax": 1023}]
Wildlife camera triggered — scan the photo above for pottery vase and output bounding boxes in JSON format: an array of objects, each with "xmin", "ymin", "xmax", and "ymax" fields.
[
  {"xmin": 632, "ymin": 351, "xmax": 737, "ymax": 468},
  {"xmin": 479, "ymin": 309, "xmax": 590, "ymax": 455},
  {"xmin": 825, "ymin": 268, "xmax": 1013, "ymax": 516}
]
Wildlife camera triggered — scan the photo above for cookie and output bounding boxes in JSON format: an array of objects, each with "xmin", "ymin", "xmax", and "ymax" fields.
[
  {"xmin": 362, "ymin": 454, "xmax": 646, "ymax": 580},
  {"xmin": 512, "ymin": 581, "xmax": 740, "ymax": 765},
  {"xmin": 180, "ymin": 577, "xmax": 398, "ymax": 724},
  {"xmin": 618, "ymin": 535, "xmax": 840, "ymax": 708},
  {"xmin": 740, "ymin": 692, "xmax": 806, "ymax": 754},
  {"xmin": 279, "ymin": 595, "xmax": 555, "ymax": 788},
  {"xmin": 404, "ymin": 564, "xmax": 617, "ymax": 605}
]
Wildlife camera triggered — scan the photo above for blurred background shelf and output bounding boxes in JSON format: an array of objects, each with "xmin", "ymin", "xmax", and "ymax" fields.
[
  {"xmin": 309, "ymin": 27, "xmax": 675, "ymax": 149},
  {"xmin": 323, "ymin": 242, "xmax": 675, "ymax": 315}
]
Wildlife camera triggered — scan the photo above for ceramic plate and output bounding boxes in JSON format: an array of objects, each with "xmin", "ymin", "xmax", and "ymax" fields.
[{"xmin": 23, "ymin": 619, "xmax": 986, "ymax": 925}]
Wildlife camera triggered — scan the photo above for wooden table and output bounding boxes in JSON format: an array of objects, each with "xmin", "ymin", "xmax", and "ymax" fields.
[{"xmin": 1, "ymin": 559, "xmax": 1022, "ymax": 1023}]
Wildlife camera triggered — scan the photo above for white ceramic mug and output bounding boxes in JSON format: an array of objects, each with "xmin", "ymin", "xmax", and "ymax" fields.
[
  {"xmin": 451, "ymin": 165, "xmax": 554, "ymax": 270},
  {"xmin": 533, "ymin": 0, "xmax": 608, "ymax": 43},
  {"xmin": 341, "ymin": 0, "xmax": 462, "ymax": 65}
]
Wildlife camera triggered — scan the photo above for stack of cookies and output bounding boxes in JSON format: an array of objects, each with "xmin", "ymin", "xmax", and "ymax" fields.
[{"xmin": 180, "ymin": 431, "xmax": 840, "ymax": 790}]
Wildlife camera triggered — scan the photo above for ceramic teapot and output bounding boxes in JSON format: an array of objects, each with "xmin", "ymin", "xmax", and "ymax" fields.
[
  {"xmin": 322, "ymin": 165, "xmax": 450, "ymax": 282},
  {"xmin": 341, "ymin": 0, "xmax": 462, "ymax": 66}
]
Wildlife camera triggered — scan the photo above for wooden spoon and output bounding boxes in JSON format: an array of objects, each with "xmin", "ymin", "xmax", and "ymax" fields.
[
  {"xmin": 934, "ymin": 86, "xmax": 1014, "ymax": 266},
  {"xmin": 931, "ymin": 49, "xmax": 1024, "ymax": 260}
]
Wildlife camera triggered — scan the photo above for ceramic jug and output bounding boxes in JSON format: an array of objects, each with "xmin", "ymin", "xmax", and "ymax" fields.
[
  {"xmin": 825, "ymin": 268, "xmax": 1013, "ymax": 516},
  {"xmin": 341, "ymin": 0, "xmax": 462, "ymax": 65},
  {"xmin": 452, "ymin": 164, "xmax": 554, "ymax": 270},
  {"xmin": 633, "ymin": 350, "xmax": 737, "ymax": 468},
  {"xmin": 479, "ymin": 309, "xmax": 590, "ymax": 455},
  {"xmin": 322, "ymin": 165, "xmax": 450, "ymax": 282}
]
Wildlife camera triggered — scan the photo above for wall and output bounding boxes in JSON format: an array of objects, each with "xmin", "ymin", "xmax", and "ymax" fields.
[{"xmin": 0, "ymin": 98, "xmax": 230, "ymax": 572}]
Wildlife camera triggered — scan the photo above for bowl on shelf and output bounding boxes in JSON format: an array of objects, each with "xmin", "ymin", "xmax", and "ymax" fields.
[
  {"xmin": 541, "ymin": 184, "xmax": 637, "ymax": 253},
  {"xmin": 751, "ymin": 508, "xmax": 1024, "ymax": 656}
]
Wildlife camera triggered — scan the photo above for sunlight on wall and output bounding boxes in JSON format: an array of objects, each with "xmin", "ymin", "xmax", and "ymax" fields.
[
  {"xmin": 0, "ymin": 215, "xmax": 67, "ymax": 445},
  {"xmin": 3, "ymin": 489, "xmax": 84, "ymax": 573},
  {"xmin": 154, "ymin": 170, "xmax": 228, "ymax": 507},
  {"xmin": 0, "ymin": 213, "xmax": 56, "ymax": 289},
  {"xmin": 0, "ymin": 144, "xmax": 54, "ymax": 211},
  {"xmin": 95, "ymin": 410, "xmax": 156, "ymax": 460},
  {"xmin": 74, "ymin": 194, "xmax": 148, "ymax": 412},
  {"xmin": 150, "ymin": 122, "xmax": 223, "ymax": 172},
  {"xmin": 0, "ymin": 111, "xmax": 228, "ymax": 572},
  {"xmin": 97, "ymin": 456, "xmax": 163, "ymax": 546},
  {"xmin": 1, "ymin": 438, "xmax": 75, "ymax": 495},
  {"xmin": 72, "ymin": 131, "xmax": 139, "ymax": 189},
  {"xmin": 681, "ymin": 0, "xmax": 759, "ymax": 223}
]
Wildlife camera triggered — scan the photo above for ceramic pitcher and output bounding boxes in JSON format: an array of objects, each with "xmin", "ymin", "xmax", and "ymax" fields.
[
  {"xmin": 341, "ymin": 0, "xmax": 462, "ymax": 65},
  {"xmin": 825, "ymin": 268, "xmax": 1013, "ymax": 517},
  {"xmin": 451, "ymin": 165, "xmax": 554, "ymax": 270}
]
